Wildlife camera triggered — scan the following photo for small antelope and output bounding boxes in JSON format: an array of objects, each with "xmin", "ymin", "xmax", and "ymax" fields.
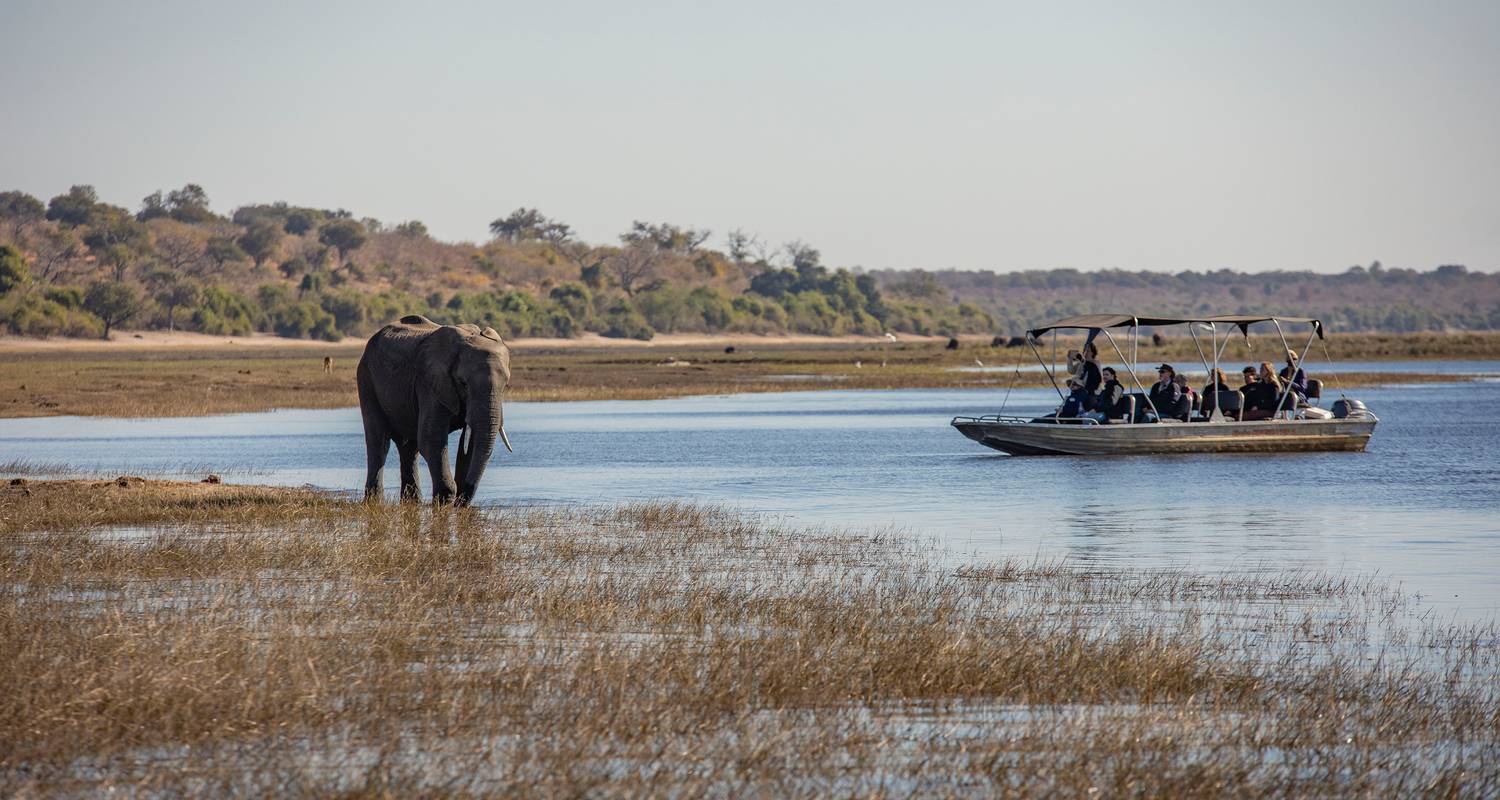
[{"xmin": 323, "ymin": 356, "xmax": 333, "ymax": 374}]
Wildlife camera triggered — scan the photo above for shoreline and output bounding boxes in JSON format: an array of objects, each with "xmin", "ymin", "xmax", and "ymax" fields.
[{"xmin": 1, "ymin": 330, "xmax": 1494, "ymax": 419}]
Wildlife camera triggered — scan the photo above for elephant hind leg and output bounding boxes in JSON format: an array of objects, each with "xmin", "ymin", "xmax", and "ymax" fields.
[
  {"xmin": 396, "ymin": 439, "xmax": 421, "ymax": 502},
  {"xmin": 358, "ymin": 365, "xmax": 393, "ymax": 501}
]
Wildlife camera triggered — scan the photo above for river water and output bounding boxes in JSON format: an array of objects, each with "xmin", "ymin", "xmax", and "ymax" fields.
[{"xmin": 3, "ymin": 365, "xmax": 1498, "ymax": 621}]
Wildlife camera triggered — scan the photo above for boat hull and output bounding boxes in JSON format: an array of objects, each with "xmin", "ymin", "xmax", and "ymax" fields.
[{"xmin": 951, "ymin": 417, "xmax": 1377, "ymax": 456}]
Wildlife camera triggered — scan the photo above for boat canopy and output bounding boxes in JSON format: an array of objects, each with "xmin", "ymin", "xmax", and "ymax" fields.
[{"xmin": 1027, "ymin": 314, "xmax": 1324, "ymax": 340}]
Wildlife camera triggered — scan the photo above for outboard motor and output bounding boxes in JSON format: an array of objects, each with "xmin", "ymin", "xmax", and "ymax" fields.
[{"xmin": 1331, "ymin": 398, "xmax": 1372, "ymax": 419}]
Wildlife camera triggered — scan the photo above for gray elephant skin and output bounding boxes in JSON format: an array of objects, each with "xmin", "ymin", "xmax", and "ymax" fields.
[{"xmin": 357, "ymin": 315, "xmax": 513, "ymax": 505}]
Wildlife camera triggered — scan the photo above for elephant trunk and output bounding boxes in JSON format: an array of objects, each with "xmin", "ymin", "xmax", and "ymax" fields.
[{"xmin": 455, "ymin": 380, "xmax": 502, "ymax": 506}]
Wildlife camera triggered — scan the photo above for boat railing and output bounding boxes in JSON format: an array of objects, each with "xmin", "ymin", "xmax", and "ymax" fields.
[{"xmin": 952, "ymin": 415, "xmax": 1100, "ymax": 426}]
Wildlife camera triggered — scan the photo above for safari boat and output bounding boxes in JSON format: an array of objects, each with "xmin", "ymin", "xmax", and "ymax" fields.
[{"xmin": 952, "ymin": 314, "xmax": 1378, "ymax": 456}]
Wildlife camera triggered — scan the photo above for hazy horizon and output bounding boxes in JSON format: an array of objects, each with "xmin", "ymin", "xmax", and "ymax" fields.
[{"xmin": 3, "ymin": 0, "xmax": 1496, "ymax": 274}]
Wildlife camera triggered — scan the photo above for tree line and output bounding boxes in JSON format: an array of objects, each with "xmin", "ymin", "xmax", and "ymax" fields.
[{"xmin": 0, "ymin": 184, "xmax": 1492, "ymax": 341}]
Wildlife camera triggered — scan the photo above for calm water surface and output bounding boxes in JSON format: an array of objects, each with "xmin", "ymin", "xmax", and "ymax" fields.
[{"xmin": 3, "ymin": 366, "xmax": 1498, "ymax": 621}]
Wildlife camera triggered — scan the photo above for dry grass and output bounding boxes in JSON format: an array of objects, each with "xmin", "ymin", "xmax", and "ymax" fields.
[
  {"xmin": 2, "ymin": 479, "xmax": 1497, "ymax": 796},
  {"xmin": 2, "ymin": 332, "xmax": 1496, "ymax": 418}
]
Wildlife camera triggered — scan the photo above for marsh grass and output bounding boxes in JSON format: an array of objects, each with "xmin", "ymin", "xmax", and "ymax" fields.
[{"xmin": 2, "ymin": 480, "xmax": 1497, "ymax": 796}]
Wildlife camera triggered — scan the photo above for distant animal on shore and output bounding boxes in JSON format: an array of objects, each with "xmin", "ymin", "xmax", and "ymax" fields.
[
  {"xmin": 357, "ymin": 315, "xmax": 512, "ymax": 506},
  {"xmin": 323, "ymin": 356, "xmax": 333, "ymax": 374},
  {"xmin": 946, "ymin": 337, "xmax": 959, "ymax": 350}
]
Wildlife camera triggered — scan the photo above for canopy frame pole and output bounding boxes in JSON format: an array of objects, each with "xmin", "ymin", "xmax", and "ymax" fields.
[
  {"xmin": 1194, "ymin": 322, "xmax": 1218, "ymax": 420},
  {"xmin": 997, "ymin": 352, "xmax": 1024, "ymax": 417},
  {"xmin": 1269, "ymin": 319, "xmax": 1301, "ymax": 419},
  {"xmin": 1215, "ymin": 330, "xmax": 1236, "ymax": 365},
  {"xmin": 1317, "ymin": 335, "xmax": 1349, "ymax": 402},
  {"xmin": 1101, "ymin": 323, "xmax": 1159, "ymax": 421},
  {"xmin": 1206, "ymin": 323, "xmax": 1223, "ymax": 421},
  {"xmin": 1289, "ymin": 324, "xmax": 1320, "ymax": 407},
  {"xmin": 1028, "ymin": 335, "xmax": 1065, "ymax": 401}
]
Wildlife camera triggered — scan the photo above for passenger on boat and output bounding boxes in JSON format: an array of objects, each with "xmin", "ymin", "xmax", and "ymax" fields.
[
  {"xmin": 1065, "ymin": 349, "xmax": 1085, "ymax": 386},
  {"xmin": 1059, "ymin": 376, "xmax": 1090, "ymax": 418},
  {"xmin": 1147, "ymin": 364, "xmax": 1183, "ymax": 421},
  {"xmin": 1279, "ymin": 350, "xmax": 1308, "ymax": 402},
  {"xmin": 1087, "ymin": 366, "xmax": 1126, "ymax": 422},
  {"xmin": 1173, "ymin": 373, "xmax": 1196, "ymax": 413},
  {"xmin": 1080, "ymin": 343, "xmax": 1103, "ymax": 399},
  {"xmin": 1241, "ymin": 363, "xmax": 1283, "ymax": 420},
  {"xmin": 1201, "ymin": 368, "xmax": 1232, "ymax": 418}
]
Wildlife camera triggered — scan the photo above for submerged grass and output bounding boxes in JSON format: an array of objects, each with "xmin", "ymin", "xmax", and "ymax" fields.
[{"xmin": 2, "ymin": 479, "xmax": 1497, "ymax": 796}]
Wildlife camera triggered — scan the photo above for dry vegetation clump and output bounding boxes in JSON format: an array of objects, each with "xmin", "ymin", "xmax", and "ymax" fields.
[{"xmin": 2, "ymin": 482, "xmax": 1497, "ymax": 796}]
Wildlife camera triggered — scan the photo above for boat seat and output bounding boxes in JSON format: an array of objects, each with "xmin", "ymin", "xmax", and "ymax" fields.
[
  {"xmin": 1171, "ymin": 394, "xmax": 1192, "ymax": 422},
  {"xmin": 1204, "ymin": 389, "xmax": 1243, "ymax": 420},
  {"xmin": 1306, "ymin": 378, "xmax": 1322, "ymax": 405}
]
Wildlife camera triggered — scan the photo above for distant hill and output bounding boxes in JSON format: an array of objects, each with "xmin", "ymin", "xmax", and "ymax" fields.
[
  {"xmin": 868, "ymin": 265, "xmax": 1500, "ymax": 335},
  {"xmin": 1, "ymin": 184, "xmax": 1493, "ymax": 340}
]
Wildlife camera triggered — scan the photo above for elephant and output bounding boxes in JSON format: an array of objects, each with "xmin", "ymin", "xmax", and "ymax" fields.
[{"xmin": 357, "ymin": 315, "xmax": 513, "ymax": 505}]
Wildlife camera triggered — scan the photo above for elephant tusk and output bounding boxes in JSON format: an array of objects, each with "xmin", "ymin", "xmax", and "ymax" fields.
[{"xmin": 499, "ymin": 425, "xmax": 514, "ymax": 453}]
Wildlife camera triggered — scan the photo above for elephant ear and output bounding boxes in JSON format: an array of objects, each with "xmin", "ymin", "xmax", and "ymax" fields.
[{"xmin": 416, "ymin": 326, "xmax": 466, "ymax": 414}]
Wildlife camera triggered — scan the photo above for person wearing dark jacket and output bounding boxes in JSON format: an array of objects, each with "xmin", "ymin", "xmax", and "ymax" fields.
[
  {"xmin": 1147, "ymin": 364, "xmax": 1183, "ymax": 421},
  {"xmin": 1279, "ymin": 350, "xmax": 1308, "ymax": 402},
  {"xmin": 1201, "ymin": 368, "xmax": 1231, "ymax": 418},
  {"xmin": 1087, "ymin": 367, "xmax": 1127, "ymax": 421},
  {"xmin": 1241, "ymin": 364, "xmax": 1281, "ymax": 420},
  {"xmin": 1080, "ymin": 343, "xmax": 1103, "ymax": 403}
]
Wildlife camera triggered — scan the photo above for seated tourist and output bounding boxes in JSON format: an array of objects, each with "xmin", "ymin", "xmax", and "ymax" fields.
[
  {"xmin": 1241, "ymin": 363, "xmax": 1283, "ymax": 420},
  {"xmin": 1147, "ymin": 364, "xmax": 1182, "ymax": 421},
  {"xmin": 1201, "ymin": 368, "xmax": 1231, "ymax": 417},
  {"xmin": 1058, "ymin": 376, "xmax": 1089, "ymax": 418},
  {"xmin": 1085, "ymin": 366, "xmax": 1126, "ymax": 422},
  {"xmin": 1173, "ymin": 373, "xmax": 1197, "ymax": 412},
  {"xmin": 1279, "ymin": 350, "xmax": 1309, "ymax": 402}
]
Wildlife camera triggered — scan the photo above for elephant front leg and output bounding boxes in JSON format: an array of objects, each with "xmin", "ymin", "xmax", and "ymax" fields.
[{"xmin": 418, "ymin": 416, "xmax": 457, "ymax": 504}]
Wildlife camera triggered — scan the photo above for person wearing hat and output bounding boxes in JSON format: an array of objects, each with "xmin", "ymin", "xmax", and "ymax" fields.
[
  {"xmin": 1058, "ymin": 375, "xmax": 1090, "ymax": 418},
  {"xmin": 1147, "ymin": 363, "xmax": 1182, "ymax": 421},
  {"xmin": 1279, "ymin": 349, "xmax": 1308, "ymax": 402}
]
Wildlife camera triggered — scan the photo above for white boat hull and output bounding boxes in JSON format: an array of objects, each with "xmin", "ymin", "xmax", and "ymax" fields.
[{"xmin": 951, "ymin": 416, "xmax": 1377, "ymax": 456}]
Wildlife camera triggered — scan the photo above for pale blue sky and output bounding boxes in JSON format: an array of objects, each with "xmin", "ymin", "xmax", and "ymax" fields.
[{"xmin": 3, "ymin": 1, "xmax": 1497, "ymax": 272}]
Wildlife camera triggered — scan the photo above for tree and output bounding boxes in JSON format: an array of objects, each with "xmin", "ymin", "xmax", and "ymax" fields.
[
  {"xmin": 45, "ymin": 185, "xmax": 100, "ymax": 227},
  {"xmin": 165, "ymin": 183, "xmax": 216, "ymax": 223},
  {"xmin": 318, "ymin": 219, "xmax": 367, "ymax": 264},
  {"xmin": 284, "ymin": 210, "xmax": 317, "ymax": 235},
  {"xmin": 82, "ymin": 207, "xmax": 152, "ymax": 281},
  {"xmin": 0, "ymin": 244, "xmax": 28, "ymax": 293},
  {"xmin": 623, "ymin": 220, "xmax": 710, "ymax": 254},
  {"xmin": 607, "ymin": 242, "xmax": 662, "ymax": 296},
  {"xmin": 146, "ymin": 269, "xmax": 201, "ymax": 332},
  {"xmin": 0, "ymin": 191, "xmax": 46, "ymax": 240},
  {"xmin": 137, "ymin": 191, "xmax": 170, "ymax": 222},
  {"xmin": 28, "ymin": 225, "xmax": 84, "ymax": 283},
  {"xmin": 725, "ymin": 228, "xmax": 764, "ymax": 263},
  {"xmin": 204, "ymin": 236, "xmax": 248, "ymax": 271},
  {"xmin": 83, "ymin": 280, "xmax": 144, "ymax": 338},
  {"xmin": 784, "ymin": 240, "xmax": 822, "ymax": 274},
  {"xmin": 394, "ymin": 220, "xmax": 428, "ymax": 239},
  {"xmin": 150, "ymin": 221, "xmax": 208, "ymax": 274},
  {"xmin": 237, "ymin": 220, "xmax": 282, "ymax": 269},
  {"xmin": 489, "ymin": 207, "xmax": 571, "ymax": 243}
]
